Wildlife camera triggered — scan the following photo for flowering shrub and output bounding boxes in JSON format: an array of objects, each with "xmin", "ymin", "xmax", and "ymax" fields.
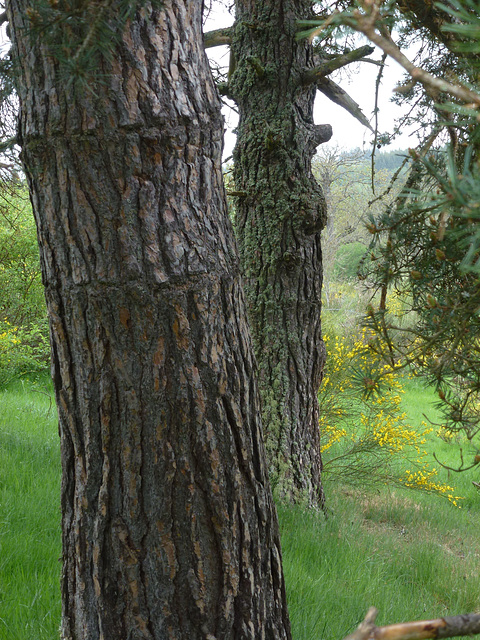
[
  {"xmin": 319, "ymin": 331, "xmax": 462, "ymax": 505},
  {"xmin": 0, "ymin": 318, "xmax": 50, "ymax": 389}
]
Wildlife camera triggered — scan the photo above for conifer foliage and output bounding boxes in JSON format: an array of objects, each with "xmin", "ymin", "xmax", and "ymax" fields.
[{"xmin": 308, "ymin": 1, "xmax": 480, "ymax": 472}]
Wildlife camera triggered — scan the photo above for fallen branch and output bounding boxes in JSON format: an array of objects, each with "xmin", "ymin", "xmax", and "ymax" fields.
[{"xmin": 343, "ymin": 607, "xmax": 480, "ymax": 640}]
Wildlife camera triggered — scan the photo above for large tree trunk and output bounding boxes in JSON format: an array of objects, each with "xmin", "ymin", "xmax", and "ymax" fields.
[
  {"xmin": 8, "ymin": 1, "xmax": 291, "ymax": 638},
  {"xmin": 230, "ymin": 0, "xmax": 331, "ymax": 505}
]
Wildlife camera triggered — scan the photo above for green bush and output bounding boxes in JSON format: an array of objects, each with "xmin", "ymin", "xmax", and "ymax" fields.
[
  {"xmin": 0, "ymin": 188, "xmax": 50, "ymax": 387},
  {"xmin": 332, "ymin": 241, "xmax": 367, "ymax": 281}
]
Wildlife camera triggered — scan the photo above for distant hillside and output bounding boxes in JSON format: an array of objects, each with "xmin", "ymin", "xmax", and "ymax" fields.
[{"xmin": 343, "ymin": 148, "xmax": 409, "ymax": 172}]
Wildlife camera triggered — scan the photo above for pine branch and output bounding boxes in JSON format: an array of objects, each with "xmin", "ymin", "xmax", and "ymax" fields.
[
  {"xmin": 316, "ymin": 77, "xmax": 373, "ymax": 131},
  {"xmin": 0, "ymin": 136, "xmax": 17, "ymax": 153},
  {"xmin": 203, "ymin": 27, "xmax": 232, "ymax": 48},
  {"xmin": 343, "ymin": 2, "xmax": 480, "ymax": 107},
  {"xmin": 343, "ymin": 608, "xmax": 480, "ymax": 640},
  {"xmin": 67, "ymin": 0, "xmax": 112, "ymax": 75},
  {"xmin": 396, "ymin": 0, "xmax": 478, "ymax": 57},
  {"xmin": 302, "ymin": 44, "xmax": 375, "ymax": 85}
]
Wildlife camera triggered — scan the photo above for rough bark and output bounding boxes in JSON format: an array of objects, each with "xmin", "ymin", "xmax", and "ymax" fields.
[
  {"xmin": 8, "ymin": 1, "xmax": 291, "ymax": 638},
  {"xmin": 229, "ymin": 0, "xmax": 330, "ymax": 505}
]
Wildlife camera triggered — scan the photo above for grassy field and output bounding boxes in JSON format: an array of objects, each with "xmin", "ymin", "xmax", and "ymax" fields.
[
  {"xmin": 0, "ymin": 376, "xmax": 479, "ymax": 640},
  {"xmin": 0, "ymin": 379, "xmax": 61, "ymax": 640}
]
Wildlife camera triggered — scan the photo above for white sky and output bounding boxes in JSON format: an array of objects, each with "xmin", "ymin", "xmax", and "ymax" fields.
[{"xmin": 204, "ymin": 5, "xmax": 419, "ymax": 156}]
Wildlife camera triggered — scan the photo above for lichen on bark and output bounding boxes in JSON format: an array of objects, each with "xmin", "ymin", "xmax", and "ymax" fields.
[{"xmin": 229, "ymin": 0, "xmax": 331, "ymax": 506}]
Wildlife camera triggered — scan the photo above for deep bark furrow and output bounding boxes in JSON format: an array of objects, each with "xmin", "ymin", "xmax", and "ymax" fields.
[{"xmin": 8, "ymin": 1, "xmax": 292, "ymax": 637}]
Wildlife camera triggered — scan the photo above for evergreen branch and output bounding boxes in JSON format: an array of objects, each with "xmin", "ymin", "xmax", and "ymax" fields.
[
  {"xmin": 0, "ymin": 136, "xmax": 17, "ymax": 153},
  {"xmin": 343, "ymin": 2, "xmax": 480, "ymax": 107},
  {"xmin": 21, "ymin": 0, "xmax": 164, "ymax": 88},
  {"xmin": 302, "ymin": 44, "xmax": 375, "ymax": 85},
  {"xmin": 203, "ymin": 27, "xmax": 232, "ymax": 48},
  {"xmin": 343, "ymin": 608, "xmax": 480, "ymax": 640},
  {"xmin": 316, "ymin": 77, "xmax": 373, "ymax": 131},
  {"xmin": 397, "ymin": 0, "xmax": 479, "ymax": 58},
  {"xmin": 67, "ymin": 0, "xmax": 113, "ymax": 77}
]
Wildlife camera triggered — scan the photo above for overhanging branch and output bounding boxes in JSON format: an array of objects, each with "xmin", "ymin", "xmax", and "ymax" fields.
[
  {"xmin": 0, "ymin": 11, "xmax": 8, "ymax": 26},
  {"xmin": 0, "ymin": 136, "xmax": 18, "ymax": 153},
  {"xmin": 396, "ymin": 0, "xmax": 468, "ymax": 55},
  {"xmin": 342, "ymin": 3, "xmax": 480, "ymax": 107},
  {"xmin": 204, "ymin": 27, "xmax": 232, "ymax": 49},
  {"xmin": 302, "ymin": 45, "xmax": 375, "ymax": 85}
]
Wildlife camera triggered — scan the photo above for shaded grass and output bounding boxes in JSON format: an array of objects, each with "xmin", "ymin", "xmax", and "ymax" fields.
[
  {"xmin": 280, "ymin": 374, "xmax": 480, "ymax": 639},
  {"xmin": 0, "ymin": 379, "xmax": 61, "ymax": 640}
]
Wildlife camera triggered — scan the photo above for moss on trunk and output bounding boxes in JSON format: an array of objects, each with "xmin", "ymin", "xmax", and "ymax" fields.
[{"xmin": 230, "ymin": 0, "xmax": 331, "ymax": 505}]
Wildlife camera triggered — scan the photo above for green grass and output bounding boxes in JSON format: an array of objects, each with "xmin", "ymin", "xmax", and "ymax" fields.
[
  {"xmin": 0, "ymin": 379, "xmax": 61, "ymax": 640},
  {"xmin": 401, "ymin": 375, "xmax": 480, "ymax": 509},
  {"xmin": 0, "ymin": 377, "xmax": 479, "ymax": 639},
  {"xmin": 280, "ymin": 373, "xmax": 480, "ymax": 640},
  {"xmin": 280, "ymin": 483, "xmax": 480, "ymax": 640}
]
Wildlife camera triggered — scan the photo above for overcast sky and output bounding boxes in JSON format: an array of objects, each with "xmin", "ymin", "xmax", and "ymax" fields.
[{"xmin": 204, "ymin": 5, "xmax": 419, "ymax": 156}]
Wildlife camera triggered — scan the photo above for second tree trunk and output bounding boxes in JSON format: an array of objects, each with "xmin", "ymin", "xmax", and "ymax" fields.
[{"xmin": 231, "ymin": 0, "xmax": 331, "ymax": 505}]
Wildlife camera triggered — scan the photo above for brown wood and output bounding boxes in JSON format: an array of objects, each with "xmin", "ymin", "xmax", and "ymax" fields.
[
  {"xmin": 7, "ymin": 1, "xmax": 292, "ymax": 637},
  {"xmin": 344, "ymin": 607, "xmax": 480, "ymax": 640}
]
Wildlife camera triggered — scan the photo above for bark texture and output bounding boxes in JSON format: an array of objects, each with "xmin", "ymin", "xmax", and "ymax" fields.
[
  {"xmin": 229, "ymin": 0, "xmax": 330, "ymax": 505},
  {"xmin": 8, "ymin": 1, "xmax": 291, "ymax": 638}
]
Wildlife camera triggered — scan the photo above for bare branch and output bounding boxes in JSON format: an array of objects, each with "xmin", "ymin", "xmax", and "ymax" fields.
[
  {"xmin": 432, "ymin": 451, "xmax": 478, "ymax": 474},
  {"xmin": 360, "ymin": 58, "xmax": 385, "ymax": 67},
  {"xmin": 343, "ymin": 609, "xmax": 480, "ymax": 640},
  {"xmin": 316, "ymin": 77, "xmax": 373, "ymax": 131},
  {"xmin": 344, "ymin": 2, "xmax": 480, "ymax": 107},
  {"xmin": 203, "ymin": 27, "xmax": 232, "ymax": 49},
  {"xmin": 344, "ymin": 607, "xmax": 379, "ymax": 640},
  {"xmin": 0, "ymin": 11, "xmax": 8, "ymax": 26},
  {"xmin": 302, "ymin": 44, "xmax": 375, "ymax": 85}
]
